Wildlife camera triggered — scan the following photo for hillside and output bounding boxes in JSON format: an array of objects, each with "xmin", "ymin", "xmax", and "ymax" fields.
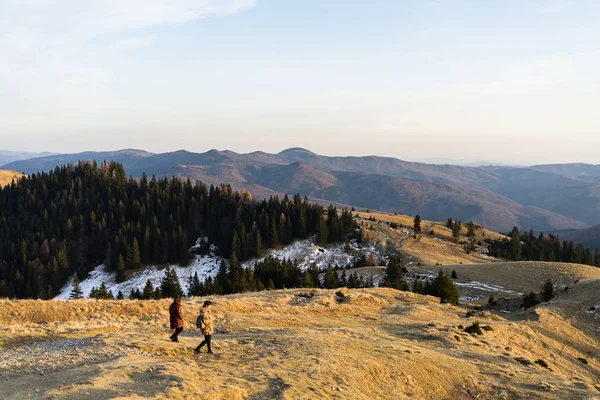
[
  {"xmin": 0, "ymin": 170, "xmax": 24, "ymax": 186},
  {"xmin": 1, "ymin": 287, "xmax": 599, "ymax": 399},
  {"xmin": 3, "ymin": 148, "xmax": 598, "ymax": 232},
  {"xmin": 533, "ymin": 163, "xmax": 600, "ymax": 181}
]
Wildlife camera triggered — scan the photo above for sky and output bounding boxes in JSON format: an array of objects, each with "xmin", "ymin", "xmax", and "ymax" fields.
[{"xmin": 1, "ymin": 0, "xmax": 599, "ymax": 165}]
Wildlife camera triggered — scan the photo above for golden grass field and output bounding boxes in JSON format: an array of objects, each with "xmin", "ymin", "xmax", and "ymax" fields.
[
  {"xmin": 0, "ymin": 170, "xmax": 24, "ymax": 186},
  {"xmin": 0, "ymin": 283, "xmax": 599, "ymax": 399},
  {"xmin": 355, "ymin": 211, "xmax": 506, "ymax": 266}
]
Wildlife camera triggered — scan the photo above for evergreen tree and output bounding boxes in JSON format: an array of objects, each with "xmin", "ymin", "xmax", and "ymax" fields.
[
  {"xmin": 317, "ymin": 217, "xmax": 328, "ymax": 246},
  {"xmin": 127, "ymin": 238, "xmax": 141, "ymax": 269},
  {"xmin": 382, "ymin": 257, "xmax": 408, "ymax": 290},
  {"xmin": 267, "ymin": 278, "xmax": 275, "ymax": 290},
  {"xmin": 509, "ymin": 227, "xmax": 522, "ymax": 261},
  {"xmin": 412, "ymin": 278, "xmax": 425, "ymax": 294},
  {"xmin": 160, "ymin": 266, "xmax": 183, "ymax": 298},
  {"xmin": 116, "ymin": 254, "xmax": 126, "ymax": 283},
  {"xmin": 143, "ymin": 279, "xmax": 155, "ymax": 300},
  {"xmin": 541, "ymin": 279, "xmax": 554, "ymax": 302},
  {"xmin": 255, "ymin": 232, "xmax": 262, "ymax": 258},
  {"xmin": 69, "ymin": 276, "xmax": 84, "ymax": 299},
  {"xmin": 302, "ymin": 271, "xmax": 315, "ymax": 288},
  {"xmin": 269, "ymin": 218, "xmax": 278, "ymax": 248},
  {"xmin": 466, "ymin": 222, "xmax": 476, "ymax": 238},
  {"xmin": 116, "ymin": 290, "xmax": 124, "ymax": 300},
  {"xmin": 595, "ymin": 249, "xmax": 600, "ymax": 268},
  {"xmin": 323, "ymin": 266, "xmax": 338, "ymax": 289},
  {"xmin": 413, "ymin": 215, "xmax": 422, "ymax": 236},
  {"xmin": 452, "ymin": 221, "xmax": 461, "ymax": 240},
  {"xmin": 446, "ymin": 218, "xmax": 454, "ymax": 229},
  {"xmin": 432, "ymin": 270, "xmax": 459, "ymax": 305}
]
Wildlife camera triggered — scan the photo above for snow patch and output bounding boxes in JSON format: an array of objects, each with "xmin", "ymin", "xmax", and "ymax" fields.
[
  {"xmin": 56, "ymin": 237, "xmax": 381, "ymax": 299},
  {"xmin": 455, "ymin": 280, "xmax": 518, "ymax": 294},
  {"xmin": 56, "ymin": 237, "xmax": 221, "ymax": 300}
]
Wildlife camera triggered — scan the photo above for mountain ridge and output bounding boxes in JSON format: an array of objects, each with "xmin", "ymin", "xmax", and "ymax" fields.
[{"xmin": 2, "ymin": 147, "xmax": 597, "ymax": 232}]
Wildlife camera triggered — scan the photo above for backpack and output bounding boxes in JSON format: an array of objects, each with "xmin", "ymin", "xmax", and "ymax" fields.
[{"xmin": 195, "ymin": 314, "xmax": 204, "ymax": 329}]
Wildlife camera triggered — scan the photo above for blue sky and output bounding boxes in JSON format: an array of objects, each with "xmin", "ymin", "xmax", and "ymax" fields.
[{"xmin": 1, "ymin": 0, "xmax": 599, "ymax": 164}]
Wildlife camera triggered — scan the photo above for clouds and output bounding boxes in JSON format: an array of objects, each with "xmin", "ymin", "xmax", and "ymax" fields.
[{"xmin": 0, "ymin": 0, "xmax": 256, "ymax": 103}]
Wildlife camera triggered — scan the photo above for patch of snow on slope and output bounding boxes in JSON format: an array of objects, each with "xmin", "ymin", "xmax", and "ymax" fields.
[
  {"xmin": 56, "ymin": 237, "xmax": 377, "ymax": 299},
  {"xmin": 55, "ymin": 237, "xmax": 221, "ymax": 300},
  {"xmin": 454, "ymin": 280, "xmax": 518, "ymax": 294},
  {"xmin": 242, "ymin": 236, "xmax": 383, "ymax": 271}
]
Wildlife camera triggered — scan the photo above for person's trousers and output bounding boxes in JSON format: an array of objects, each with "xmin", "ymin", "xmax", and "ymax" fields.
[
  {"xmin": 171, "ymin": 327, "xmax": 183, "ymax": 339},
  {"xmin": 196, "ymin": 334, "xmax": 212, "ymax": 352}
]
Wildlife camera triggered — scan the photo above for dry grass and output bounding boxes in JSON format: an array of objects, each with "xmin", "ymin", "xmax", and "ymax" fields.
[
  {"xmin": 0, "ymin": 170, "xmax": 24, "ymax": 186},
  {"xmin": 1, "ymin": 287, "xmax": 599, "ymax": 399},
  {"xmin": 417, "ymin": 262, "xmax": 600, "ymax": 295},
  {"xmin": 356, "ymin": 211, "xmax": 505, "ymax": 265}
]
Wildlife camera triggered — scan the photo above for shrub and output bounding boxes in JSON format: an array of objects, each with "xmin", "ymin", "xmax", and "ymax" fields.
[
  {"xmin": 577, "ymin": 358, "xmax": 588, "ymax": 365},
  {"xmin": 488, "ymin": 294, "xmax": 497, "ymax": 305},
  {"xmin": 458, "ymin": 324, "xmax": 464, "ymax": 330},
  {"xmin": 297, "ymin": 292, "xmax": 315, "ymax": 299},
  {"xmin": 451, "ymin": 269, "xmax": 458, "ymax": 279},
  {"xmin": 465, "ymin": 310, "xmax": 476, "ymax": 318},
  {"xmin": 482, "ymin": 325, "xmax": 494, "ymax": 332},
  {"xmin": 535, "ymin": 359, "xmax": 549, "ymax": 369},
  {"xmin": 464, "ymin": 321, "xmax": 483, "ymax": 335}
]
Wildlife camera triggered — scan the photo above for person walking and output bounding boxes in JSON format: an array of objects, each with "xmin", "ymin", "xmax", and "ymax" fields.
[
  {"xmin": 169, "ymin": 296, "xmax": 184, "ymax": 342},
  {"xmin": 195, "ymin": 300, "xmax": 214, "ymax": 354}
]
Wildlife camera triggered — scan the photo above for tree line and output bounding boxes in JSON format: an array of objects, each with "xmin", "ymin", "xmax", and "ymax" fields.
[
  {"xmin": 487, "ymin": 227, "xmax": 600, "ymax": 267},
  {"xmin": 0, "ymin": 161, "xmax": 355, "ymax": 299}
]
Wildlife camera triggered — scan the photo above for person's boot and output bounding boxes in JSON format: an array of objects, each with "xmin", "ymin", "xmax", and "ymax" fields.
[
  {"xmin": 194, "ymin": 345, "xmax": 201, "ymax": 353},
  {"xmin": 207, "ymin": 345, "xmax": 214, "ymax": 354}
]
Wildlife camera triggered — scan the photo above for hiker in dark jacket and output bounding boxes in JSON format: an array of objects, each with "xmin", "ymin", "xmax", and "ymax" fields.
[
  {"xmin": 195, "ymin": 300, "xmax": 214, "ymax": 354},
  {"xmin": 169, "ymin": 296, "xmax": 184, "ymax": 342}
]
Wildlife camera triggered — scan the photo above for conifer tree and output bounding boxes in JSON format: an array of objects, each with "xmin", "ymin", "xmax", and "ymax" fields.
[
  {"xmin": 269, "ymin": 218, "xmax": 278, "ymax": 248},
  {"xmin": 446, "ymin": 218, "xmax": 454, "ymax": 229},
  {"xmin": 69, "ymin": 276, "xmax": 84, "ymax": 299},
  {"xmin": 413, "ymin": 215, "xmax": 422, "ymax": 237},
  {"xmin": 541, "ymin": 279, "xmax": 554, "ymax": 302},
  {"xmin": 127, "ymin": 238, "xmax": 141, "ymax": 269},
  {"xmin": 116, "ymin": 254, "xmax": 126, "ymax": 283},
  {"xmin": 160, "ymin": 266, "xmax": 183, "ymax": 298},
  {"xmin": 466, "ymin": 222, "xmax": 476, "ymax": 238},
  {"xmin": 116, "ymin": 290, "xmax": 124, "ymax": 300},
  {"xmin": 267, "ymin": 278, "xmax": 275, "ymax": 290},
  {"xmin": 255, "ymin": 232, "xmax": 262, "ymax": 258},
  {"xmin": 323, "ymin": 266, "xmax": 338, "ymax": 289},
  {"xmin": 452, "ymin": 221, "xmax": 461, "ymax": 240},
  {"xmin": 317, "ymin": 217, "xmax": 328, "ymax": 246},
  {"xmin": 302, "ymin": 271, "xmax": 314, "ymax": 288},
  {"xmin": 595, "ymin": 249, "xmax": 600, "ymax": 268},
  {"xmin": 143, "ymin": 279, "xmax": 155, "ymax": 300}
]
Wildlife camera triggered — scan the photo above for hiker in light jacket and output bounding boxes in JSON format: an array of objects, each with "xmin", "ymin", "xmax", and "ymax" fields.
[
  {"xmin": 195, "ymin": 300, "xmax": 214, "ymax": 354},
  {"xmin": 169, "ymin": 296, "xmax": 184, "ymax": 342}
]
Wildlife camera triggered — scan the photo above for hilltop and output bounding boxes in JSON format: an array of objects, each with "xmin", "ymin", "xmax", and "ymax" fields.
[
  {"xmin": 1, "ymin": 285, "xmax": 599, "ymax": 399},
  {"xmin": 0, "ymin": 170, "xmax": 24, "ymax": 186}
]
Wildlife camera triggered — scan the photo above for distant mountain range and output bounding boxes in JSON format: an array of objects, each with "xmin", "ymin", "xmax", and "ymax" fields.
[
  {"xmin": 0, "ymin": 150, "xmax": 58, "ymax": 166},
  {"xmin": 3, "ymin": 148, "xmax": 599, "ymax": 233}
]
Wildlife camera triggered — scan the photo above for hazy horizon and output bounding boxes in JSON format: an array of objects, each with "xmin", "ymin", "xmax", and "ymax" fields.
[{"xmin": 2, "ymin": 0, "xmax": 599, "ymax": 164}]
